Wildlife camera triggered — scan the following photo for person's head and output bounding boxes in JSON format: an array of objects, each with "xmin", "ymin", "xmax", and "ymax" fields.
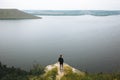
[{"xmin": 60, "ymin": 54, "xmax": 63, "ymax": 58}]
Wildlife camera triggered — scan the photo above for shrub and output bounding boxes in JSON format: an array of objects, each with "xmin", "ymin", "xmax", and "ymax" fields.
[{"xmin": 29, "ymin": 64, "xmax": 45, "ymax": 76}]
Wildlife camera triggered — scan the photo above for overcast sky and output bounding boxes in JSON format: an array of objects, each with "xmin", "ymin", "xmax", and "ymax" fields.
[{"xmin": 0, "ymin": 0, "xmax": 120, "ymax": 10}]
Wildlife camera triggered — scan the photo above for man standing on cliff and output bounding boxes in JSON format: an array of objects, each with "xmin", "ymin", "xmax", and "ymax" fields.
[{"xmin": 58, "ymin": 55, "xmax": 64, "ymax": 71}]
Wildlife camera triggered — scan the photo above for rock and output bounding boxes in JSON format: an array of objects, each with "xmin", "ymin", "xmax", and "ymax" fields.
[{"xmin": 45, "ymin": 63, "xmax": 85, "ymax": 80}]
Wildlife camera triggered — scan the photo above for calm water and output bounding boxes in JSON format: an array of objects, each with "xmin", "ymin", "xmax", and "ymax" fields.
[{"xmin": 0, "ymin": 15, "xmax": 120, "ymax": 72}]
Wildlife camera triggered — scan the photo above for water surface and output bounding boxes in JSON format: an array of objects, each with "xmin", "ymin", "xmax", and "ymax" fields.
[{"xmin": 0, "ymin": 15, "xmax": 120, "ymax": 72}]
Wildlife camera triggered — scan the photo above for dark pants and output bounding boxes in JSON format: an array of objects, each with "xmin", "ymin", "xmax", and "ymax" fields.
[{"xmin": 59, "ymin": 62, "xmax": 63, "ymax": 70}]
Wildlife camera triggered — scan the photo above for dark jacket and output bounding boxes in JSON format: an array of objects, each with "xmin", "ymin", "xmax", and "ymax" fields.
[{"xmin": 58, "ymin": 57, "xmax": 64, "ymax": 64}]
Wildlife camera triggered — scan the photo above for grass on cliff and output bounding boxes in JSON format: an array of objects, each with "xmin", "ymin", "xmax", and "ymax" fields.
[
  {"xmin": 61, "ymin": 66, "xmax": 84, "ymax": 80},
  {"xmin": 81, "ymin": 72, "xmax": 120, "ymax": 80}
]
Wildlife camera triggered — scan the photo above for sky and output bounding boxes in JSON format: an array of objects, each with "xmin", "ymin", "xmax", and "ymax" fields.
[{"xmin": 0, "ymin": 0, "xmax": 120, "ymax": 10}]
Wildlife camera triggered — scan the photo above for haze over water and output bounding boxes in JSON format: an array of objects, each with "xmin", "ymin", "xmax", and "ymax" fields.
[{"xmin": 0, "ymin": 15, "xmax": 120, "ymax": 72}]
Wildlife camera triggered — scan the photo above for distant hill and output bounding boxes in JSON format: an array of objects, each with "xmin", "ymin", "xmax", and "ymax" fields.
[
  {"xmin": 24, "ymin": 10, "xmax": 120, "ymax": 16},
  {"xmin": 0, "ymin": 9, "xmax": 41, "ymax": 19}
]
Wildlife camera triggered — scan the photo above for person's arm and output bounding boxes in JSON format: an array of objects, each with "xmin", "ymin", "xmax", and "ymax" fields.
[{"xmin": 63, "ymin": 58, "xmax": 64, "ymax": 63}]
